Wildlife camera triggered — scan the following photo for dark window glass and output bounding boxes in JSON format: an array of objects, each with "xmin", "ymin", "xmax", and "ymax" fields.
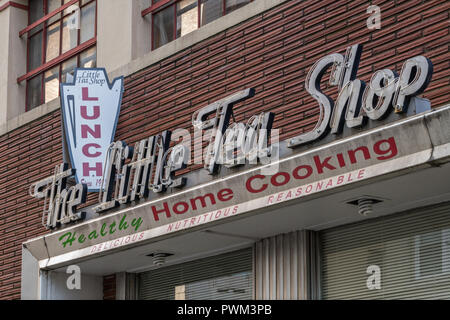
[
  {"xmin": 46, "ymin": 22, "xmax": 61, "ymax": 62},
  {"xmin": 152, "ymin": 0, "xmax": 252, "ymax": 50},
  {"xmin": 225, "ymin": 0, "xmax": 251, "ymax": 13},
  {"xmin": 27, "ymin": 75, "xmax": 43, "ymax": 110},
  {"xmin": 28, "ymin": 32, "xmax": 43, "ymax": 70},
  {"xmin": 63, "ymin": 0, "xmax": 77, "ymax": 15},
  {"xmin": 48, "ymin": 0, "xmax": 62, "ymax": 24},
  {"xmin": 80, "ymin": 47, "xmax": 97, "ymax": 68},
  {"xmin": 44, "ymin": 66, "xmax": 60, "ymax": 103},
  {"xmin": 61, "ymin": 56, "xmax": 77, "ymax": 83},
  {"xmin": 25, "ymin": 1, "xmax": 97, "ymax": 111},
  {"xmin": 80, "ymin": 1, "xmax": 96, "ymax": 43},
  {"xmin": 200, "ymin": 0, "xmax": 222, "ymax": 26},
  {"xmin": 29, "ymin": 0, "xmax": 44, "ymax": 24},
  {"xmin": 62, "ymin": 15, "xmax": 79, "ymax": 54},
  {"xmin": 48, "ymin": 0, "xmax": 62, "ymax": 12},
  {"xmin": 176, "ymin": 0, "xmax": 198, "ymax": 38},
  {"xmin": 153, "ymin": 5, "xmax": 175, "ymax": 50}
]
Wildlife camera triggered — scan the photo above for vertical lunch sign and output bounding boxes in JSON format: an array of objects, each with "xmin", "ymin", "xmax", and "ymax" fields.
[{"xmin": 60, "ymin": 68, "xmax": 124, "ymax": 192}]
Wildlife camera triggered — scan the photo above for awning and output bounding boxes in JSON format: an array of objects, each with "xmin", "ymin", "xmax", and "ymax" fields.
[{"xmin": 23, "ymin": 104, "xmax": 450, "ymax": 271}]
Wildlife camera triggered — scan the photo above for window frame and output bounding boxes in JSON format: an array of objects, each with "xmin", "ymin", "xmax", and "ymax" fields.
[
  {"xmin": 143, "ymin": 0, "xmax": 254, "ymax": 51},
  {"xmin": 19, "ymin": 0, "xmax": 98, "ymax": 111},
  {"xmin": 414, "ymin": 229, "xmax": 450, "ymax": 280}
]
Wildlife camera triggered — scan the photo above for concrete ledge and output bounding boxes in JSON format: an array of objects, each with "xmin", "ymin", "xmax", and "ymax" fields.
[
  {"xmin": 1, "ymin": 0, "xmax": 288, "ymax": 137},
  {"xmin": 0, "ymin": 0, "xmax": 28, "ymax": 12},
  {"xmin": 0, "ymin": 97, "xmax": 60, "ymax": 136},
  {"xmin": 109, "ymin": 0, "xmax": 288, "ymax": 79}
]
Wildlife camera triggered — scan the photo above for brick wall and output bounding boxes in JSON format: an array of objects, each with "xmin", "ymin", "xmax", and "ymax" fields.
[{"xmin": 0, "ymin": 0, "xmax": 449, "ymax": 299}]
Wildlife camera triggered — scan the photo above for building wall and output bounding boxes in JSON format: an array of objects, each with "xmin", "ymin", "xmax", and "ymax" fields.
[
  {"xmin": 41, "ymin": 271, "xmax": 103, "ymax": 300},
  {"xmin": 0, "ymin": 0, "xmax": 449, "ymax": 299},
  {"xmin": 0, "ymin": 0, "xmax": 28, "ymax": 123},
  {"xmin": 96, "ymin": 0, "xmax": 151, "ymax": 72}
]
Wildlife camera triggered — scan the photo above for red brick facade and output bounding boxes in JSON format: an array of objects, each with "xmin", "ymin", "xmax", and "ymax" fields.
[{"xmin": 0, "ymin": 0, "xmax": 449, "ymax": 299}]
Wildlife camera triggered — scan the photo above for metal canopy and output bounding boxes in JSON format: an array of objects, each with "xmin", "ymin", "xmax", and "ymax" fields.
[{"xmin": 24, "ymin": 105, "xmax": 450, "ymax": 274}]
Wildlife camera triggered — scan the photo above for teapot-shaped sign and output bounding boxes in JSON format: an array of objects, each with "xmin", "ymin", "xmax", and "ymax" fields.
[{"xmin": 60, "ymin": 68, "xmax": 124, "ymax": 192}]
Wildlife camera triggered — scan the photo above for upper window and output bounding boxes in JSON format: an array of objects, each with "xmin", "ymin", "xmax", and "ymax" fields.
[
  {"xmin": 414, "ymin": 230, "xmax": 450, "ymax": 279},
  {"xmin": 21, "ymin": 0, "xmax": 97, "ymax": 111},
  {"xmin": 144, "ymin": 0, "xmax": 253, "ymax": 50}
]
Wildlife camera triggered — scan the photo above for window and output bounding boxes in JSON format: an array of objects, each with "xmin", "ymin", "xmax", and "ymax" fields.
[
  {"xmin": 138, "ymin": 248, "xmax": 253, "ymax": 300},
  {"xmin": 321, "ymin": 205, "xmax": 450, "ymax": 299},
  {"xmin": 21, "ymin": 0, "xmax": 97, "ymax": 111},
  {"xmin": 144, "ymin": 0, "xmax": 253, "ymax": 50}
]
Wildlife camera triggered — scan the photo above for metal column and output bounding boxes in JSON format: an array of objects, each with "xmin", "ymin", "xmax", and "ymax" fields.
[{"xmin": 254, "ymin": 230, "xmax": 321, "ymax": 300}]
